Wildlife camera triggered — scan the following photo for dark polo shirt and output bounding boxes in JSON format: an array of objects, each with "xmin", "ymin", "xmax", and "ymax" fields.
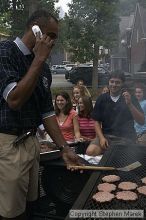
[
  {"xmin": 0, "ymin": 38, "xmax": 54, "ymax": 132},
  {"xmin": 92, "ymin": 93, "xmax": 143, "ymax": 140}
]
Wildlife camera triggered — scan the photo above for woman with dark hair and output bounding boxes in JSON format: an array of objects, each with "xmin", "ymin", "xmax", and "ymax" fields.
[
  {"xmin": 55, "ymin": 91, "xmax": 81, "ymax": 142},
  {"xmin": 78, "ymin": 96, "xmax": 96, "ymax": 141}
]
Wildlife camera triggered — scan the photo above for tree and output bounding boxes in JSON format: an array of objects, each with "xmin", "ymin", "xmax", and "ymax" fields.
[
  {"xmin": 0, "ymin": 0, "xmax": 59, "ymax": 36},
  {"xmin": 62, "ymin": 0, "xmax": 120, "ymax": 90},
  {"xmin": 0, "ymin": 12, "xmax": 11, "ymax": 35}
]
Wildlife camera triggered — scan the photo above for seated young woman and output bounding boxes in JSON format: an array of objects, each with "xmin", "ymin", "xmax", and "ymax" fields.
[
  {"xmin": 78, "ymin": 96, "xmax": 96, "ymax": 142},
  {"xmin": 54, "ymin": 91, "xmax": 81, "ymax": 143}
]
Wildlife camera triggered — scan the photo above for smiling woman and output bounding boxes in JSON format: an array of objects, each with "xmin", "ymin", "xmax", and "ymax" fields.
[{"xmin": 54, "ymin": 91, "xmax": 81, "ymax": 142}]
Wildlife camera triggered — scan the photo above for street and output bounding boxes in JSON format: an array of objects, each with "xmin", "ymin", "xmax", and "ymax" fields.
[{"xmin": 51, "ymin": 73, "xmax": 73, "ymax": 88}]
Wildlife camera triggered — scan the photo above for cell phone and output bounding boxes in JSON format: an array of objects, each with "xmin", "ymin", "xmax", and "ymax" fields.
[{"xmin": 32, "ymin": 25, "xmax": 43, "ymax": 38}]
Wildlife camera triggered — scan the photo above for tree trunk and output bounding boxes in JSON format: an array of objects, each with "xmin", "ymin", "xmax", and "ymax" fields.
[{"xmin": 92, "ymin": 44, "xmax": 99, "ymax": 94}]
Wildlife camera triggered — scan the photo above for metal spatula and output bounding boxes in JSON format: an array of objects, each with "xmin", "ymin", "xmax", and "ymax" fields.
[{"xmin": 69, "ymin": 161, "xmax": 141, "ymax": 172}]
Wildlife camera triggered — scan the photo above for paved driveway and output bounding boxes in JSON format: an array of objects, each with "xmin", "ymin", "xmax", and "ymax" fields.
[{"xmin": 51, "ymin": 74, "xmax": 73, "ymax": 88}]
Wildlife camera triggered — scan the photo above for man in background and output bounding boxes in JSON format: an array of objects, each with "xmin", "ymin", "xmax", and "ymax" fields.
[{"xmin": 86, "ymin": 71, "xmax": 144, "ymax": 156}]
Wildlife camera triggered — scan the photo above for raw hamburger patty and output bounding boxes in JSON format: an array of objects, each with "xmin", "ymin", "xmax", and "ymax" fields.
[
  {"xmin": 97, "ymin": 183, "xmax": 116, "ymax": 192},
  {"xmin": 116, "ymin": 191, "xmax": 138, "ymax": 201},
  {"xmin": 102, "ymin": 175, "xmax": 120, "ymax": 183},
  {"xmin": 92, "ymin": 191, "xmax": 115, "ymax": 203},
  {"xmin": 141, "ymin": 177, "xmax": 146, "ymax": 184},
  {"xmin": 118, "ymin": 181, "xmax": 138, "ymax": 190},
  {"xmin": 137, "ymin": 186, "xmax": 146, "ymax": 195}
]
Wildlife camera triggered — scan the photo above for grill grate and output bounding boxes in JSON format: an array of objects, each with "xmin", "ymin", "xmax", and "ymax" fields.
[{"xmin": 66, "ymin": 144, "xmax": 146, "ymax": 220}]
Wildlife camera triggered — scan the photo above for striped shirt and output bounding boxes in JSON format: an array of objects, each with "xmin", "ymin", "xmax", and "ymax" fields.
[{"xmin": 78, "ymin": 116, "xmax": 96, "ymax": 139}]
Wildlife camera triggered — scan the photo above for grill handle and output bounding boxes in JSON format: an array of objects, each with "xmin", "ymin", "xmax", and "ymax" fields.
[{"xmin": 69, "ymin": 165, "xmax": 116, "ymax": 171}]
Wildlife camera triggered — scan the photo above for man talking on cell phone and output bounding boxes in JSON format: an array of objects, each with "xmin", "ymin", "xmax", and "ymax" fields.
[
  {"xmin": 86, "ymin": 70, "xmax": 144, "ymax": 156},
  {"xmin": 0, "ymin": 10, "xmax": 81, "ymax": 220}
]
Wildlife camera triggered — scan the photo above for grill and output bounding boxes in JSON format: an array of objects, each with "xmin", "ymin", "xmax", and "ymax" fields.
[
  {"xmin": 31, "ymin": 142, "xmax": 92, "ymax": 220},
  {"xmin": 65, "ymin": 144, "xmax": 146, "ymax": 220}
]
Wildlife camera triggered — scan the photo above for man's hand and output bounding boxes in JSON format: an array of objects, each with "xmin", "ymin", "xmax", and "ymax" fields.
[
  {"xmin": 99, "ymin": 137, "xmax": 109, "ymax": 150},
  {"xmin": 62, "ymin": 146, "xmax": 83, "ymax": 170},
  {"xmin": 122, "ymin": 91, "xmax": 132, "ymax": 106},
  {"xmin": 122, "ymin": 91, "xmax": 144, "ymax": 125},
  {"xmin": 33, "ymin": 34, "xmax": 55, "ymax": 62}
]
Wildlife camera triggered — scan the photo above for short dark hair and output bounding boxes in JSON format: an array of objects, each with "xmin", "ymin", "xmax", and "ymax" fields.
[
  {"xmin": 109, "ymin": 70, "xmax": 125, "ymax": 82},
  {"xmin": 26, "ymin": 9, "xmax": 58, "ymax": 29},
  {"xmin": 55, "ymin": 91, "xmax": 73, "ymax": 116}
]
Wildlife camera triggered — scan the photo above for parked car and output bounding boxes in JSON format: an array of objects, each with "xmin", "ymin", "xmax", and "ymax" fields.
[
  {"xmin": 51, "ymin": 65, "xmax": 68, "ymax": 74},
  {"xmin": 64, "ymin": 64, "xmax": 76, "ymax": 71},
  {"xmin": 51, "ymin": 65, "xmax": 58, "ymax": 71},
  {"xmin": 65, "ymin": 64, "xmax": 88, "ymax": 80},
  {"xmin": 66, "ymin": 65, "xmax": 110, "ymax": 86}
]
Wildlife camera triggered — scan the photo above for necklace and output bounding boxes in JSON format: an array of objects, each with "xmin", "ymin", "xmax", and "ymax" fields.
[{"xmin": 58, "ymin": 114, "xmax": 67, "ymax": 126}]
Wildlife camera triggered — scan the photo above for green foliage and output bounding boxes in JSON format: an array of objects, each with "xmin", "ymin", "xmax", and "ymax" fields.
[
  {"xmin": 0, "ymin": 0, "xmax": 59, "ymax": 36},
  {"xmin": 38, "ymin": 0, "xmax": 59, "ymax": 18},
  {"xmin": 59, "ymin": 0, "xmax": 120, "ymax": 90},
  {"xmin": 62, "ymin": 0, "xmax": 120, "ymax": 63},
  {"xmin": 0, "ymin": 12, "xmax": 11, "ymax": 35}
]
